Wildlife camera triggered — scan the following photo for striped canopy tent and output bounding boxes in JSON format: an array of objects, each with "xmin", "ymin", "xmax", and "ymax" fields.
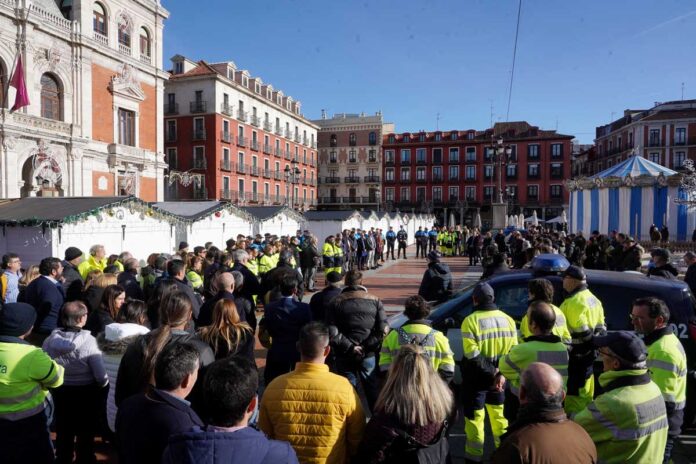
[{"xmin": 567, "ymin": 155, "xmax": 695, "ymax": 240}]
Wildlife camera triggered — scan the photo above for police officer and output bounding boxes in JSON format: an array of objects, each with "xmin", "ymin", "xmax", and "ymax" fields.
[
  {"xmin": 575, "ymin": 331, "xmax": 668, "ymax": 463},
  {"xmin": 418, "ymin": 227, "xmax": 429, "ymax": 258},
  {"xmin": 379, "ymin": 295, "xmax": 455, "ymax": 382},
  {"xmin": 460, "ymin": 282, "xmax": 517, "ymax": 462},
  {"xmin": 415, "ymin": 227, "xmax": 425, "ymax": 259},
  {"xmin": 559, "ymin": 265, "xmax": 605, "ymax": 415},
  {"xmin": 518, "ymin": 278, "xmax": 572, "ymax": 343},
  {"xmin": 500, "ymin": 301, "xmax": 569, "ymax": 398},
  {"xmin": 428, "ymin": 226, "xmax": 439, "ymax": 252},
  {"xmin": 0, "ymin": 303, "xmax": 65, "ymax": 464},
  {"xmin": 631, "ymin": 297, "xmax": 686, "ymax": 463},
  {"xmin": 385, "ymin": 226, "xmax": 396, "ymax": 260},
  {"xmin": 396, "ymin": 226, "xmax": 408, "ymax": 259}
]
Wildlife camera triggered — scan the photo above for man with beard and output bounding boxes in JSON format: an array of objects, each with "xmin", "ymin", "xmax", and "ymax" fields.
[{"xmin": 24, "ymin": 257, "xmax": 65, "ymax": 345}]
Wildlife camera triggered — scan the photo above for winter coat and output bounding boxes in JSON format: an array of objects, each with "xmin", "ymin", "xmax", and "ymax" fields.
[
  {"xmin": 616, "ymin": 245, "xmax": 643, "ymax": 272},
  {"xmin": 258, "ymin": 362, "xmax": 365, "ymax": 464},
  {"xmin": 685, "ymin": 263, "xmax": 696, "ymax": 296},
  {"xmin": 197, "ymin": 290, "xmax": 247, "ymax": 328},
  {"xmin": 61, "ymin": 260, "xmax": 84, "ymax": 302},
  {"xmin": 163, "ymin": 426, "xmax": 298, "ymax": 464},
  {"xmin": 418, "ymin": 262, "xmax": 453, "ymax": 303},
  {"xmin": 97, "ymin": 322, "xmax": 150, "ymax": 432},
  {"xmin": 24, "ymin": 275, "xmax": 65, "ymax": 334},
  {"xmin": 85, "ymin": 308, "xmax": 115, "ymax": 336},
  {"xmin": 81, "ymin": 285, "xmax": 105, "ymax": 314},
  {"xmin": 300, "ymin": 244, "xmax": 320, "ymax": 269},
  {"xmin": 326, "ymin": 285, "xmax": 387, "ymax": 357},
  {"xmin": 42, "ymin": 327, "xmax": 108, "ymax": 387},
  {"xmin": 118, "ymin": 271, "xmax": 145, "ymax": 301},
  {"xmin": 647, "ymin": 263, "xmax": 679, "ymax": 280},
  {"xmin": 309, "ymin": 284, "xmax": 343, "ymax": 322}
]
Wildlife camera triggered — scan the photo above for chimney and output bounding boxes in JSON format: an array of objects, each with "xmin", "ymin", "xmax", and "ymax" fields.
[{"xmin": 321, "ymin": 109, "xmax": 326, "ymax": 120}]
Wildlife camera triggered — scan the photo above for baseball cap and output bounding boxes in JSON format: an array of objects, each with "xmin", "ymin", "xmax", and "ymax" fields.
[
  {"xmin": 563, "ymin": 265, "xmax": 586, "ymax": 281},
  {"xmin": 473, "ymin": 282, "xmax": 495, "ymax": 304},
  {"xmin": 650, "ymin": 248, "xmax": 671, "ymax": 261},
  {"xmin": 593, "ymin": 331, "xmax": 647, "ymax": 367},
  {"xmin": 427, "ymin": 250, "xmax": 442, "ymax": 262}
]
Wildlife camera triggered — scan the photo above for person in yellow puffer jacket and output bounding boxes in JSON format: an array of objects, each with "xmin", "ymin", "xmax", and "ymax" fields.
[
  {"xmin": 258, "ymin": 244, "xmax": 276, "ymax": 277},
  {"xmin": 77, "ymin": 245, "xmax": 108, "ymax": 279}
]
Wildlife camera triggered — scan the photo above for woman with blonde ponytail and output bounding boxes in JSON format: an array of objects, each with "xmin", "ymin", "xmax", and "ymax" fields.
[{"xmin": 114, "ymin": 290, "xmax": 215, "ymax": 408}]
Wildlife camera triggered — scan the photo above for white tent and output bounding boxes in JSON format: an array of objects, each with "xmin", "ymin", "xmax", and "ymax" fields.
[
  {"xmin": 0, "ymin": 196, "xmax": 175, "ymax": 265},
  {"xmin": 303, "ymin": 210, "xmax": 364, "ymax": 241},
  {"xmin": 242, "ymin": 206, "xmax": 305, "ymax": 237}
]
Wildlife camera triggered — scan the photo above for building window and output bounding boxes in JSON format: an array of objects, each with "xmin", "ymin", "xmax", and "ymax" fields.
[
  {"xmin": 349, "ymin": 149, "xmax": 357, "ymax": 163},
  {"xmin": 400, "ymin": 149, "xmax": 411, "ymax": 163},
  {"xmin": 416, "ymin": 148, "xmax": 426, "ymax": 163},
  {"xmin": 449, "ymin": 165, "xmax": 459, "ymax": 180},
  {"xmin": 434, "ymin": 133, "xmax": 442, "ymax": 142},
  {"xmin": 403, "ymin": 134, "xmax": 410, "ymax": 143},
  {"xmin": 551, "ymin": 144, "xmax": 562, "ymax": 158},
  {"xmin": 433, "ymin": 148, "xmax": 442, "ymax": 164},
  {"xmin": 93, "ymin": 2, "xmax": 107, "ymax": 36},
  {"xmin": 465, "ymin": 186, "xmax": 476, "ymax": 201},
  {"xmin": 118, "ymin": 18, "xmax": 131, "ymax": 47},
  {"xmin": 674, "ymin": 151, "xmax": 686, "ymax": 168},
  {"xmin": 385, "ymin": 168, "xmax": 395, "ymax": 181},
  {"xmin": 400, "ymin": 168, "xmax": 410, "ymax": 181},
  {"xmin": 483, "ymin": 186, "xmax": 494, "ymax": 201},
  {"xmin": 465, "ymin": 165, "xmax": 476, "ymax": 180},
  {"xmin": 330, "ymin": 134, "xmax": 337, "ymax": 147},
  {"xmin": 465, "ymin": 147, "xmax": 476, "ymax": 162},
  {"xmin": 649, "ymin": 153, "xmax": 660, "ymax": 164},
  {"xmin": 417, "ymin": 133, "xmax": 424, "ymax": 142},
  {"xmin": 433, "ymin": 166, "xmax": 442, "ymax": 182},
  {"xmin": 166, "ymin": 148, "xmax": 177, "ymax": 169},
  {"xmin": 385, "ymin": 188, "xmax": 394, "ymax": 201},
  {"xmin": 400, "ymin": 187, "xmax": 410, "ymax": 202},
  {"xmin": 450, "ymin": 132, "xmax": 458, "ymax": 141},
  {"xmin": 416, "ymin": 187, "xmax": 426, "ymax": 202},
  {"xmin": 484, "ymin": 165, "xmax": 494, "ymax": 179},
  {"xmin": 416, "ymin": 167, "xmax": 426, "ymax": 181},
  {"xmin": 528, "ymin": 144, "xmax": 539, "ymax": 159},
  {"xmin": 527, "ymin": 185, "xmax": 539, "ymax": 199},
  {"xmin": 369, "ymin": 131, "xmax": 377, "ymax": 145},
  {"xmin": 550, "ymin": 185, "xmax": 562, "ymax": 198},
  {"xmin": 467, "ymin": 132, "xmax": 475, "ymax": 140},
  {"xmin": 649, "ymin": 129, "xmax": 660, "ymax": 146},
  {"xmin": 388, "ymin": 135, "xmax": 395, "ymax": 143},
  {"xmin": 629, "ymin": 132, "xmax": 633, "ymax": 147},
  {"xmin": 329, "ymin": 150, "xmax": 337, "ymax": 163},
  {"xmin": 449, "ymin": 147, "xmax": 459, "ymax": 163},
  {"xmin": 675, "ymin": 128, "xmax": 686, "ymax": 145},
  {"xmin": 40, "ymin": 73, "xmax": 62, "ymax": 120},
  {"xmin": 193, "ymin": 146, "xmax": 205, "ymax": 169},
  {"xmin": 528, "ymin": 164, "xmax": 540, "ymax": 177},
  {"xmin": 449, "ymin": 186, "xmax": 459, "ymax": 201},
  {"xmin": 385, "ymin": 150, "xmax": 395, "ymax": 163},
  {"xmin": 349, "ymin": 133, "xmax": 357, "ymax": 146},
  {"xmin": 433, "ymin": 187, "xmax": 442, "ymax": 201},
  {"xmin": 506, "ymin": 164, "xmax": 517, "ymax": 178},
  {"xmin": 139, "ymin": 27, "xmax": 151, "ymax": 58},
  {"xmin": 118, "ymin": 109, "xmax": 136, "ymax": 146},
  {"xmin": 166, "ymin": 120, "xmax": 176, "ymax": 142}
]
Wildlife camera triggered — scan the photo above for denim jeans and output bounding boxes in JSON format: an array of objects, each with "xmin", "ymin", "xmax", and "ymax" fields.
[{"xmin": 333, "ymin": 355, "xmax": 379, "ymax": 412}]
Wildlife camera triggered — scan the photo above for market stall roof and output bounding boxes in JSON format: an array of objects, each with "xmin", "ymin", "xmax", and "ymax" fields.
[
  {"xmin": 0, "ymin": 196, "xmax": 154, "ymax": 226},
  {"xmin": 303, "ymin": 210, "xmax": 361, "ymax": 221},
  {"xmin": 241, "ymin": 206, "xmax": 304, "ymax": 222},
  {"xmin": 152, "ymin": 201, "xmax": 251, "ymax": 222},
  {"xmin": 592, "ymin": 155, "xmax": 677, "ymax": 179}
]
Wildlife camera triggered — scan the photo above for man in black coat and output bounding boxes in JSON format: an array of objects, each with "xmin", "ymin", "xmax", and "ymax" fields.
[
  {"xmin": 116, "ymin": 343, "xmax": 204, "ymax": 464},
  {"xmin": 685, "ymin": 252, "xmax": 696, "ymax": 296},
  {"xmin": 24, "ymin": 257, "xmax": 65, "ymax": 342},
  {"xmin": 261, "ymin": 250, "xmax": 304, "ymax": 303},
  {"xmin": 166, "ymin": 260, "xmax": 202, "ymax": 321},
  {"xmin": 230, "ymin": 249, "xmax": 260, "ymax": 303},
  {"xmin": 61, "ymin": 247, "xmax": 84, "ymax": 302},
  {"xmin": 299, "ymin": 238, "xmax": 320, "ymax": 292},
  {"xmin": 647, "ymin": 248, "xmax": 679, "ymax": 280},
  {"xmin": 309, "ymin": 271, "xmax": 343, "ymax": 321},
  {"xmin": 418, "ymin": 251, "xmax": 454, "ymax": 303},
  {"xmin": 117, "ymin": 258, "xmax": 145, "ymax": 301},
  {"xmin": 197, "ymin": 272, "xmax": 246, "ymax": 327}
]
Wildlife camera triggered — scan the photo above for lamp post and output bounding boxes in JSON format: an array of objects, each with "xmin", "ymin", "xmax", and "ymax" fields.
[
  {"xmin": 489, "ymin": 137, "xmax": 512, "ymax": 229},
  {"xmin": 284, "ymin": 160, "xmax": 301, "ymax": 209},
  {"xmin": 375, "ymin": 190, "xmax": 381, "ymax": 213}
]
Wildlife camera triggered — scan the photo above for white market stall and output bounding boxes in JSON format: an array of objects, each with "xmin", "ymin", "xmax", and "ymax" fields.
[
  {"xmin": 359, "ymin": 210, "xmax": 381, "ymax": 231},
  {"xmin": 567, "ymin": 156, "xmax": 695, "ymax": 240},
  {"xmin": 153, "ymin": 201, "xmax": 253, "ymax": 249},
  {"xmin": 303, "ymin": 210, "xmax": 364, "ymax": 240},
  {"xmin": 242, "ymin": 206, "xmax": 305, "ymax": 237},
  {"xmin": 0, "ymin": 196, "xmax": 176, "ymax": 265}
]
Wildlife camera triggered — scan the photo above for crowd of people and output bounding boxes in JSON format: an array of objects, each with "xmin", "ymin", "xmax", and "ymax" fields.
[{"xmin": 0, "ymin": 222, "xmax": 693, "ymax": 464}]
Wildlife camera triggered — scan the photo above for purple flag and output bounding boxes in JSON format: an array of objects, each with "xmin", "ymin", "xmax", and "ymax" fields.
[{"xmin": 10, "ymin": 55, "xmax": 30, "ymax": 112}]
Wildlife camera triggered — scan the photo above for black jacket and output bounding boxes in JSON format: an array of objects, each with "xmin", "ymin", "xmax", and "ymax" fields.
[
  {"xmin": 309, "ymin": 284, "xmax": 343, "ymax": 322},
  {"xmin": 85, "ymin": 308, "xmax": 115, "ymax": 336},
  {"xmin": 116, "ymin": 388, "xmax": 204, "ymax": 464},
  {"xmin": 24, "ymin": 275, "xmax": 65, "ymax": 334},
  {"xmin": 647, "ymin": 263, "xmax": 679, "ymax": 280},
  {"xmin": 172, "ymin": 277, "xmax": 202, "ymax": 320},
  {"xmin": 260, "ymin": 263, "xmax": 304, "ymax": 302},
  {"xmin": 327, "ymin": 285, "xmax": 387, "ymax": 357},
  {"xmin": 300, "ymin": 244, "xmax": 320, "ymax": 269},
  {"xmin": 197, "ymin": 290, "xmax": 247, "ymax": 328},
  {"xmin": 685, "ymin": 263, "xmax": 696, "ymax": 296},
  {"xmin": 81, "ymin": 285, "xmax": 105, "ymax": 314},
  {"xmin": 418, "ymin": 262, "xmax": 453, "ymax": 303},
  {"xmin": 61, "ymin": 261, "xmax": 83, "ymax": 302},
  {"xmin": 616, "ymin": 245, "xmax": 642, "ymax": 271},
  {"xmin": 118, "ymin": 271, "xmax": 145, "ymax": 301},
  {"xmin": 231, "ymin": 262, "xmax": 261, "ymax": 302}
]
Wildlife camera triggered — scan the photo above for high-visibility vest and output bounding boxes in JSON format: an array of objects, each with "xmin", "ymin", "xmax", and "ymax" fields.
[
  {"xmin": 245, "ymin": 259, "xmax": 259, "ymax": 276},
  {"xmin": 461, "ymin": 308, "xmax": 518, "ymax": 364},
  {"xmin": 77, "ymin": 255, "xmax": 108, "ymax": 279},
  {"xmin": 499, "ymin": 335, "xmax": 569, "ymax": 396},
  {"xmin": 518, "ymin": 303, "xmax": 572, "ymax": 344},
  {"xmin": 258, "ymin": 254, "xmax": 274, "ymax": 276},
  {"xmin": 574, "ymin": 369, "xmax": 668, "ymax": 463},
  {"xmin": 379, "ymin": 322, "xmax": 454, "ymax": 377},
  {"xmin": 646, "ymin": 329, "xmax": 687, "ymax": 411},
  {"xmin": 186, "ymin": 271, "xmax": 203, "ymax": 290},
  {"xmin": 0, "ymin": 341, "xmax": 64, "ymax": 421},
  {"xmin": 331, "ymin": 244, "xmax": 344, "ymax": 267},
  {"xmin": 560, "ymin": 286, "xmax": 606, "ymax": 345},
  {"xmin": 322, "ymin": 243, "xmax": 335, "ymax": 268}
]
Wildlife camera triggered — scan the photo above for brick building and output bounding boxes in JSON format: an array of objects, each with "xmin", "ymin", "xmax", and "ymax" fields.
[
  {"xmin": 590, "ymin": 99, "xmax": 696, "ymax": 175},
  {"xmin": 382, "ymin": 122, "xmax": 573, "ymax": 225},
  {"xmin": 163, "ymin": 56, "xmax": 318, "ymax": 209},
  {"xmin": 0, "ymin": 0, "xmax": 169, "ymax": 201},
  {"xmin": 312, "ymin": 111, "xmax": 394, "ymax": 210}
]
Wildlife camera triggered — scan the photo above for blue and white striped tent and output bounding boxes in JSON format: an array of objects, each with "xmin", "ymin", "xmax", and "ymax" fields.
[{"xmin": 567, "ymin": 156, "xmax": 695, "ymax": 240}]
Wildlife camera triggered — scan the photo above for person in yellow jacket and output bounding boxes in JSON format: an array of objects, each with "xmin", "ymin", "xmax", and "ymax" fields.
[
  {"xmin": 322, "ymin": 235, "xmax": 337, "ymax": 277},
  {"xmin": 518, "ymin": 278, "xmax": 572, "ymax": 343},
  {"xmin": 631, "ymin": 297, "xmax": 687, "ymax": 463},
  {"xmin": 257, "ymin": 243, "xmax": 276, "ymax": 277},
  {"xmin": 78, "ymin": 244, "xmax": 108, "ymax": 279},
  {"xmin": 460, "ymin": 282, "xmax": 518, "ymax": 462},
  {"xmin": 560, "ymin": 265, "xmax": 605, "ymax": 415},
  {"xmin": 259, "ymin": 322, "xmax": 365, "ymax": 464},
  {"xmin": 575, "ymin": 331, "xmax": 668, "ymax": 464},
  {"xmin": 380, "ymin": 295, "xmax": 455, "ymax": 382},
  {"xmin": 331, "ymin": 234, "xmax": 344, "ymax": 275},
  {"xmin": 0, "ymin": 303, "xmax": 65, "ymax": 464},
  {"xmin": 185, "ymin": 255, "xmax": 204, "ymax": 291},
  {"xmin": 500, "ymin": 301, "xmax": 569, "ymax": 397}
]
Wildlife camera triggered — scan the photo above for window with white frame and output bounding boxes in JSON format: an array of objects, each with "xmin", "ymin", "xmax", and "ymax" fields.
[
  {"xmin": 166, "ymin": 148, "xmax": 177, "ymax": 169},
  {"xmin": 433, "ymin": 187, "xmax": 442, "ymax": 201},
  {"xmin": 449, "ymin": 165, "xmax": 459, "ymax": 180},
  {"xmin": 433, "ymin": 166, "xmax": 442, "ymax": 181},
  {"xmin": 550, "ymin": 184, "xmax": 562, "ymax": 198},
  {"xmin": 385, "ymin": 168, "xmax": 395, "ymax": 181},
  {"xmin": 385, "ymin": 188, "xmax": 394, "ymax": 201},
  {"xmin": 675, "ymin": 128, "xmax": 686, "ymax": 145},
  {"xmin": 465, "ymin": 186, "xmax": 476, "ymax": 201},
  {"xmin": 416, "ymin": 167, "xmax": 426, "ymax": 180},
  {"xmin": 466, "ymin": 165, "xmax": 476, "ymax": 180},
  {"xmin": 433, "ymin": 148, "xmax": 442, "ymax": 164},
  {"xmin": 401, "ymin": 167, "xmax": 411, "ymax": 181},
  {"xmin": 674, "ymin": 151, "xmax": 686, "ymax": 168},
  {"xmin": 416, "ymin": 187, "xmax": 426, "ymax": 201},
  {"xmin": 449, "ymin": 147, "xmax": 459, "ymax": 163},
  {"xmin": 466, "ymin": 147, "xmax": 476, "ymax": 162},
  {"xmin": 649, "ymin": 153, "xmax": 660, "ymax": 164},
  {"xmin": 416, "ymin": 148, "xmax": 426, "ymax": 163},
  {"xmin": 400, "ymin": 187, "xmax": 410, "ymax": 201},
  {"xmin": 449, "ymin": 186, "xmax": 459, "ymax": 200},
  {"xmin": 385, "ymin": 150, "xmax": 395, "ymax": 163},
  {"xmin": 483, "ymin": 186, "xmax": 494, "ymax": 200},
  {"xmin": 528, "ymin": 185, "xmax": 539, "ymax": 199},
  {"xmin": 401, "ymin": 149, "xmax": 411, "ymax": 163}
]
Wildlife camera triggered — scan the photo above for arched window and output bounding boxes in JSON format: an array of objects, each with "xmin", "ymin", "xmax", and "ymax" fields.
[
  {"xmin": 349, "ymin": 133, "xmax": 356, "ymax": 146},
  {"xmin": 118, "ymin": 16, "xmax": 131, "ymax": 48},
  {"xmin": 93, "ymin": 2, "xmax": 107, "ymax": 36},
  {"xmin": 139, "ymin": 27, "xmax": 151, "ymax": 59},
  {"xmin": 41, "ymin": 74, "xmax": 62, "ymax": 121}
]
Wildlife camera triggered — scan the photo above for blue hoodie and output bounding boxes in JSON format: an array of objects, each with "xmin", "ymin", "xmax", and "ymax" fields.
[{"xmin": 163, "ymin": 426, "xmax": 298, "ymax": 464}]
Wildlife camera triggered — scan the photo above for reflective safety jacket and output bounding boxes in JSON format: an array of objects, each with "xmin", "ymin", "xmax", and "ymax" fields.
[
  {"xmin": 518, "ymin": 303, "xmax": 572, "ymax": 344},
  {"xmin": 77, "ymin": 255, "xmax": 108, "ymax": 279},
  {"xmin": 379, "ymin": 320, "xmax": 455, "ymax": 382},
  {"xmin": 574, "ymin": 369, "xmax": 668, "ymax": 464},
  {"xmin": 186, "ymin": 271, "xmax": 203, "ymax": 290},
  {"xmin": 322, "ymin": 243, "xmax": 335, "ymax": 268},
  {"xmin": 499, "ymin": 334, "xmax": 569, "ymax": 396},
  {"xmin": 245, "ymin": 259, "xmax": 259, "ymax": 276},
  {"xmin": 332, "ymin": 244, "xmax": 344, "ymax": 267},
  {"xmin": 559, "ymin": 285, "xmax": 606, "ymax": 344},
  {"xmin": 0, "ymin": 337, "xmax": 64, "ymax": 421},
  {"xmin": 257, "ymin": 254, "xmax": 275, "ymax": 276},
  {"xmin": 645, "ymin": 326, "xmax": 687, "ymax": 411}
]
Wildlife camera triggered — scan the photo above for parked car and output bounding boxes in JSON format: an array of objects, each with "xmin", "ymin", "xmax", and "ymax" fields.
[{"xmin": 388, "ymin": 254, "xmax": 696, "ymax": 425}]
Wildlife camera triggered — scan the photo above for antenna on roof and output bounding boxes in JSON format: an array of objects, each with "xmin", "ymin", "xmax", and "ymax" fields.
[
  {"xmin": 682, "ymin": 82, "xmax": 685, "ymax": 101},
  {"xmin": 436, "ymin": 112, "xmax": 441, "ymax": 131}
]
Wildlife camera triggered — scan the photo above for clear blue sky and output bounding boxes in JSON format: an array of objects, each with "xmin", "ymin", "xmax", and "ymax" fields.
[{"xmin": 163, "ymin": 0, "xmax": 696, "ymax": 143}]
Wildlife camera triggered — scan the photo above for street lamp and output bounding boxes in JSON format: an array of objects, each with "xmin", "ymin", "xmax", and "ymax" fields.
[
  {"xmin": 284, "ymin": 160, "xmax": 301, "ymax": 209},
  {"xmin": 489, "ymin": 137, "xmax": 513, "ymax": 229},
  {"xmin": 375, "ymin": 190, "xmax": 381, "ymax": 212}
]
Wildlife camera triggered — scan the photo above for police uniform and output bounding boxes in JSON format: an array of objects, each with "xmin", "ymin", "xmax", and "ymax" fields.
[
  {"xmin": 575, "ymin": 331, "xmax": 668, "ymax": 464},
  {"xmin": 559, "ymin": 266, "xmax": 606, "ymax": 415},
  {"xmin": 396, "ymin": 228, "xmax": 408, "ymax": 259},
  {"xmin": 499, "ymin": 334, "xmax": 569, "ymax": 397},
  {"xmin": 379, "ymin": 320, "xmax": 455, "ymax": 382},
  {"xmin": 518, "ymin": 302, "xmax": 572, "ymax": 344},
  {"xmin": 460, "ymin": 283, "xmax": 517, "ymax": 462},
  {"xmin": 0, "ymin": 303, "xmax": 65, "ymax": 464}
]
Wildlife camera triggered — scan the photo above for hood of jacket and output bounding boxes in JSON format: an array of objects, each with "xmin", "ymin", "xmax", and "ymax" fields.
[
  {"xmin": 429, "ymin": 262, "xmax": 451, "ymax": 275},
  {"xmin": 44, "ymin": 328, "xmax": 90, "ymax": 357},
  {"xmin": 654, "ymin": 263, "xmax": 679, "ymax": 276},
  {"xmin": 96, "ymin": 322, "xmax": 150, "ymax": 354}
]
